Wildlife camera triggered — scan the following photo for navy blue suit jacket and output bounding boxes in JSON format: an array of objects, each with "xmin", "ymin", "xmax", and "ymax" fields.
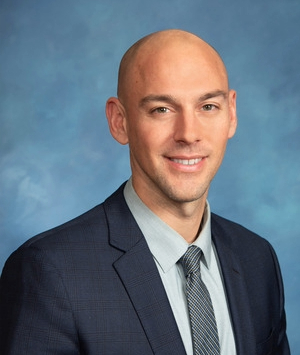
[{"xmin": 0, "ymin": 183, "xmax": 290, "ymax": 354}]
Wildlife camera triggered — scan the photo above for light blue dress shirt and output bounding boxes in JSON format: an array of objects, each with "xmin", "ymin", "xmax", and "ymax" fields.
[{"xmin": 124, "ymin": 179, "xmax": 236, "ymax": 355}]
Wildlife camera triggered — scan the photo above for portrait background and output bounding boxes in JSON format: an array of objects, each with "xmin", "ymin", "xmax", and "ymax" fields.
[{"xmin": 1, "ymin": 0, "xmax": 299, "ymax": 352}]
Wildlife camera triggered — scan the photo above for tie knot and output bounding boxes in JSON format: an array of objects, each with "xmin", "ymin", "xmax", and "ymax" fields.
[{"xmin": 180, "ymin": 245, "xmax": 202, "ymax": 277}]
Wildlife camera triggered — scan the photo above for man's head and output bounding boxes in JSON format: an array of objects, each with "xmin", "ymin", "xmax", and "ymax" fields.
[
  {"xmin": 106, "ymin": 29, "xmax": 237, "ymax": 211},
  {"xmin": 117, "ymin": 30, "xmax": 229, "ymax": 104}
]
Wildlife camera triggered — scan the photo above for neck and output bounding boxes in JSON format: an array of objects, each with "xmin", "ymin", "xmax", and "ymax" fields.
[
  {"xmin": 134, "ymin": 185, "xmax": 207, "ymax": 243},
  {"xmin": 154, "ymin": 200, "xmax": 206, "ymax": 243}
]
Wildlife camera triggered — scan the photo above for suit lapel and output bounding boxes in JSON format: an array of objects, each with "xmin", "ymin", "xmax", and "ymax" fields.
[
  {"xmin": 104, "ymin": 185, "xmax": 186, "ymax": 355},
  {"xmin": 114, "ymin": 239, "xmax": 186, "ymax": 355},
  {"xmin": 211, "ymin": 215, "xmax": 256, "ymax": 355}
]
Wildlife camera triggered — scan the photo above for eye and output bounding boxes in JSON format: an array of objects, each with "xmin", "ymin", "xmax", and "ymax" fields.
[
  {"xmin": 202, "ymin": 104, "xmax": 217, "ymax": 111},
  {"xmin": 152, "ymin": 107, "xmax": 170, "ymax": 114}
]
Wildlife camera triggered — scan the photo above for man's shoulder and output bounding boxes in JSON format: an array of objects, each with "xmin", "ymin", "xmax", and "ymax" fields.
[
  {"xmin": 211, "ymin": 212, "xmax": 259, "ymax": 236},
  {"xmin": 211, "ymin": 212, "xmax": 272, "ymax": 251},
  {"xmin": 14, "ymin": 204, "xmax": 106, "ymax": 258},
  {"xmin": 17, "ymin": 183, "xmax": 128, "ymax": 253}
]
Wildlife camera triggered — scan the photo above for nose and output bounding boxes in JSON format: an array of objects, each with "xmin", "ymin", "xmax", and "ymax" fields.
[{"xmin": 173, "ymin": 110, "xmax": 202, "ymax": 144}]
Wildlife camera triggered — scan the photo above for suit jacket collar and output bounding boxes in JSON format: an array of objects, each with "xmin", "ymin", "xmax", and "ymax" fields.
[
  {"xmin": 211, "ymin": 213, "xmax": 256, "ymax": 355},
  {"xmin": 103, "ymin": 183, "xmax": 187, "ymax": 355}
]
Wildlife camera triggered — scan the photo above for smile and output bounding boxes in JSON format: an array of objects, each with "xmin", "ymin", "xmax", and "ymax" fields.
[{"xmin": 171, "ymin": 158, "xmax": 202, "ymax": 165}]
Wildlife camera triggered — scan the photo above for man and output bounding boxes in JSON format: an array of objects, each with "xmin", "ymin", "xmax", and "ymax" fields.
[{"xmin": 0, "ymin": 29, "xmax": 290, "ymax": 354}]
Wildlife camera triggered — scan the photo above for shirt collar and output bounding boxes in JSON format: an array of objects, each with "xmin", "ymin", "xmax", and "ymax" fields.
[{"xmin": 123, "ymin": 178, "xmax": 213, "ymax": 273}]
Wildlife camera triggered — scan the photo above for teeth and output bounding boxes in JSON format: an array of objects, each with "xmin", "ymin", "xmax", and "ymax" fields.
[{"xmin": 172, "ymin": 158, "xmax": 202, "ymax": 165}]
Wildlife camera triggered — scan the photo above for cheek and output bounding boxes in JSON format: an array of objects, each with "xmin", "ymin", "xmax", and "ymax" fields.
[
  {"xmin": 131, "ymin": 122, "xmax": 167, "ymax": 149},
  {"xmin": 210, "ymin": 130, "xmax": 230, "ymax": 155},
  {"xmin": 128, "ymin": 126, "xmax": 155, "ymax": 157}
]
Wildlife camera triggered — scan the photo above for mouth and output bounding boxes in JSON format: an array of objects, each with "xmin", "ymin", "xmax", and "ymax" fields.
[{"xmin": 170, "ymin": 158, "xmax": 203, "ymax": 166}]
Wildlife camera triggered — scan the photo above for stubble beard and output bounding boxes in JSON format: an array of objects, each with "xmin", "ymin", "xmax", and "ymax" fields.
[{"xmin": 151, "ymin": 171, "xmax": 211, "ymax": 206}]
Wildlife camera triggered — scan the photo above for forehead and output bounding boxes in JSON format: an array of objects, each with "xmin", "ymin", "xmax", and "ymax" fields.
[
  {"xmin": 132, "ymin": 40, "xmax": 227, "ymax": 91},
  {"xmin": 133, "ymin": 54, "xmax": 227, "ymax": 104}
]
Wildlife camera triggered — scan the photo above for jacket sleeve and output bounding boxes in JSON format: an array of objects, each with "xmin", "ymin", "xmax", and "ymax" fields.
[
  {"xmin": 270, "ymin": 245, "xmax": 290, "ymax": 355},
  {"xmin": 0, "ymin": 246, "xmax": 80, "ymax": 355}
]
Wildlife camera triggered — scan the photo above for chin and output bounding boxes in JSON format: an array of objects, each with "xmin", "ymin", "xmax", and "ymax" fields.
[{"xmin": 165, "ymin": 188, "xmax": 208, "ymax": 204}]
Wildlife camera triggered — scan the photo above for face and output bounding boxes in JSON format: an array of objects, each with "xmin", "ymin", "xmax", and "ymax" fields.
[{"xmin": 107, "ymin": 38, "xmax": 237, "ymax": 211}]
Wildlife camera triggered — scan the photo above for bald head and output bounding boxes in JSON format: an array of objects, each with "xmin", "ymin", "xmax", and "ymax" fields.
[{"xmin": 117, "ymin": 29, "xmax": 228, "ymax": 102}]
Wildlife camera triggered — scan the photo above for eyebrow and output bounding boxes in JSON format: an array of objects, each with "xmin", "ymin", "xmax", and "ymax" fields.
[
  {"xmin": 139, "ymin": 90, "xmax": 228, "ymax": 108},
  {"xmin": 139, "ymin": 94, "xmax": 177, "ymax": 108},
  {"xmin": 199, "ymin": 90, "xmax": 228, "ymax": 101}
]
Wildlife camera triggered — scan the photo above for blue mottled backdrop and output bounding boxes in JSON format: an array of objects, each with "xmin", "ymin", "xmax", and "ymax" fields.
[{"xmin": 1, "ymin": 0, "xmax": 299, "ymax": 352}]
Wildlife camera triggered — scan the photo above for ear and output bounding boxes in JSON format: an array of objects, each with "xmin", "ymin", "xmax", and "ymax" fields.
[
  {"xmin": 106, "ymin": 97, "xmax": 129, "ymax": 145},
  {"xmin": 227, "ymin": 89, "xmax": 238, "ymax": 139}
]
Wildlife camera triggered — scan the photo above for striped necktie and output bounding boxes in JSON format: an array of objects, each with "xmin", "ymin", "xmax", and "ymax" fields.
[{"xmin": 180, "ymin": 245, "xmax": 220, "ymax": 355}]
